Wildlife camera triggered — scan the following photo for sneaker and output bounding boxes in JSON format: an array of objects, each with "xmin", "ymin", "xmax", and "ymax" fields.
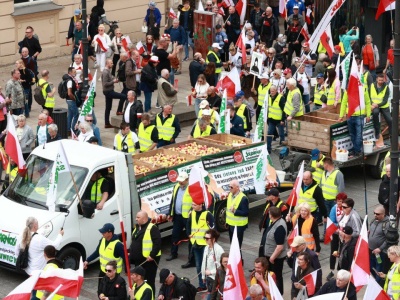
[
  {"xmin": 182, "ymin": 57, "xmax": 189, "ymax": 62},
  {"xmin": 326, "ymin": 271, "xmax": 334, "ymax": 281},
  {"xmin": 155, "ymin": 104, "xmax": 161, "ymax": 109},
  {"xmin": 93, "ymin": 61, "xmax": 98, "ymax": 68},
  {"xmin": 175, "ymin": 71, "xmax": 182, "ymax": 75}
]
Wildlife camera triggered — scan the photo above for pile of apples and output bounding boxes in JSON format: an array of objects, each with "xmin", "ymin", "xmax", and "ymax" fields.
[
  {"xmin": 231, "ymin": 139, "xmax": 247, "ymax": 146},
  {"xmin": 134, "ymin": 165, "xmax": 151, "ymax": 175},
  {"xmin": 170, "ymin": 142, "xmax": 222, "ymax": 156},
  {"xmin": 139, "ymin": 153, "xmax": 187, "ymax": 167}
]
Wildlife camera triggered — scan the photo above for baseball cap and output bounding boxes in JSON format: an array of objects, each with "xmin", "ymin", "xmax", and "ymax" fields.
[
  {"xmin": 202, "ymin": 109, "xmax": 211, "ymax": 116},
  {"xmin": 290, "ymin": 236, "xmax": 306, "ymax": 247},
  {"xmin": 99, "ymin": 223, "xmax": 115, "ymax": 234},
  {"xmin": 334, "ymin": 45, "xmax": 342, "ymax": 52},
  {"xmin": 302, "ymin": 42, "xmax": 310, "ymax": 48},
  {"xmin": 283, "ymin": 68, "xmax": 292, "ymax": 75},
  {"xmin": 316, "ymin": 73, "xmax": 324, "ymax": 79},
  {"xmin": 293, "ymin": 5, "xmax": 299, "ymax": 9},
  {"xmin": 266, "ymin": 188, "xmax": 279, "ymax": 197},
  {"xmin": 211, "ymin": 42, "xmax": 222, "ymax": 49},
  {"xmin": 162, "ymin": 34, "xmax": 170, "ymax": 39},
  {"xmin": 216, "ymin": 24, "xmax": 222, "ymax": 29},
  {"xmin": 160, "ymin": 268, "xmax": 171, "ymax": 283},
  {"xmin": 150, "ymin": 56, "xmax": 159, "ymax": 63},
  {"xmin": 235, "ymin": 90, "xmax": 245, "ymax": 98},
  {"xmin": 131, "ymin": 266, "xmax": 146, "ymax": 277},
  {"xmin": 343, "ymin": 226, "xmax": 353, "ymax": 235},
  {"xmin": 259, "ymin": 72, "xmax": 270, "ymax": 79},
  {"xmin": 177, "ymin": 171, "xmax": 188, "ymax": 182},
  {"xmin": 74, "ymin": 9, "xmax": 81, "ymax": 15},
  {"xmin": 149, "ymin": 1, "xmax": 157, "ymax": 7},
  {"xmin": 87, "ymin": 136, "xmax": 99, "ymax": 144},
  {"xmin": 311, "ymin": 148, "xmax": 320, "ymax": 160},
  {"xmin": 199, "ymin": 100, "xmax": 209, "ymax": 109}
]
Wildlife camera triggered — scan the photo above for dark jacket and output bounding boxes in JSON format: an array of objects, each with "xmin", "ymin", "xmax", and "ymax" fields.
[
  {"xmin": 19, "ymin": 36, "xmax": 42, "ymax": 57},
  {"xmin": 260, "ymin": 15, "xmax": 279, "ymax": 41},
  {"xmin": 338, "ymin": 237, "xmax": 357, "ymax": 271},
  {"xmin": 129, "ymin": 219, "xmax": 162, "ymax": 263},
  {"xmin": 47, "ymin": 134, "xmax": 62, "ymax": 143},
  {"xmin": 225, "ymin": 12, "xmax": 241, "ymax": 42},
  {"xmin": 230, "ymin": 114, "xmax": 245, "ymax": 137},
  {"xmin": 97, "ymin": 273, "xmax": 127, "ymax": 300},
  {"xmin": 123, "ymin": 99, "xmax": 144, "ymax": 132},
  {"xmin": 211, "ymin": 267, "xmax": 226, "ymax": 300},
  {"xmin": 315, "ymin": 279, "xmax": 357, "ymax": 300},
  {"xmin": 189, "ymin": 60, "xmax": 205, "ymax": 87},
  {"xmin": 378, "ymin": 175, "xmax": 400, "ymax": 208},
  {"xmin": 291, "ymin": 265, "xmax": 314, "ymax": 298},
  {"xmin": 124, "ymin": 58, "xmax": 137, "ymax": 90},
  {"xmin": 140, "ymin": 63, "xmax": 158, "ymax": 93},
  {"xmin": 159, "ymin": 274, "xmax": 193, "ymax": 300},
  {"xmin": 165, "ymin": 25, "xmax": 187, "ymax": 45},
  {"xmin": 179, "ymin": 8, "xmax": 194, "ymax": 33},
  {"xmin": 250, "ymin": 8, "xmax": 264, "ymax": 29}
]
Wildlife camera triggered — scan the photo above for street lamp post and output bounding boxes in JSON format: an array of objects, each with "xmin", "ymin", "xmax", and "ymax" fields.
[{"xmin": 81, "ymin": 0, "xmax": 89, "ymax": 102}]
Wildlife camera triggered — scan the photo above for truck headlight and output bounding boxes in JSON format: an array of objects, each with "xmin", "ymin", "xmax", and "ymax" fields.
[{"xmin": 38, "ymin": 221, "xmax": 53, "ymax": 237}]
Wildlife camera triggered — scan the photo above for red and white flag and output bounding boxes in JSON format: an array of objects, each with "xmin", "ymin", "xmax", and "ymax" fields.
[
  {"xmin": 198, "ymin": 0, "xmax": 204, "ymax": 11},
  {"xmin": 279, "ymin": 0, "xmax": 287, "ymax": 18},
  {"xmin": 287, "ymin": 221, "xmax": 299, "ymax": 251},
  {"xmin": 300, "ymin": 23, "xmax": 311, "ymax": 41},
  {"xmin": 305, "ymin": 7, "xmax": 312, "ymax": 24},
  {"xmin": 268, "ymin": 273, "xmax": 284, "ymax": 300},
  {"xmin": 363, "ymin": 275, "xmax": 391, "ymax": 300},
  {"xmin": 303, "ymin": 269, "xmax": 319, "ymax": 295},
  {"xmin": 223, "ymin": 226, "xmax": 248, "ymax": 299},
  {"xmin": 220, "ymin": 0, "xmax": 235, "ymax": 8},
  {"xmin": 34, "ymin": 258, "xmax": 84, "ymax": 298},
  {"xmin": 136, "ymin": 40, "xmax": 146, "ymax": 55},
  {"xmin": 320, "ymin": 23, "xmax": 334, "ymax": 58},
  {"xmin": 188, "ymin": 165, "xmax": 212, "ymax": 209},
  {"xmin": 3, "ymin": 272, "xmax": 40, "ymax": 300},
  {"xmin": 5, "ymin": 113, "xmax": 25, "ymax": 173},
  {"xmin": 186, "ymin": 94, "xmax": 193, "ymax": 106},
  {"xmin": 216, "ymin": 67, "xmax": 241, "ymax": 98},
  {"xmin": 351, "ymin": 215, "xmax": 370, "ymax": 291},
  {"xmin": 347, "ymin": 55, "xmax": 365, "ymax": 118},
  {"xmin": 121, "ymin": 36, "xmax": 132, "ymax": 56},
  {"xmin": 375, "ymin": 0, "xmax": 395, "ymax": 20},
  {"xmin": 286, "ymin": 160, "xmax": 304, "ymax": 207},
  {"xmin": 219, "ymin": 6, "xmax": 225, "ymax": 16},
  {"xmin": 236, "ymin": 0, "xmax": 247, "ymax": 25},
  {"xmin": 324, "ymin": 217, "xmax": 338, "ymax": 244},
  {"xmin": 236, "ymin": 26, "xmax": 247, "ymax": 65},
  {"xmin": 96, "ymin": 36, "xmax": 109, "ymax": 52},
  {"xmin": 169, "ymin": 7, "xmax": 177, "ymax": 19}
]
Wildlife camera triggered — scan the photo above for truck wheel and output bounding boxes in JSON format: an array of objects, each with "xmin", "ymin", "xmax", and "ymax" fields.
[
  {"xmin": 291, "ymin": 153, "xmax": 311, "ymax": 175},
  {"xmin": 215, "ymin": 202, "xmax": 227, "ymax": 232},
  {"xmin": 58, "ymin": 247, "xmax": 81, "ymax": 270},
  {"xmin": 369, "ymin": 154, "xmax": 385, "ymax": 179}
]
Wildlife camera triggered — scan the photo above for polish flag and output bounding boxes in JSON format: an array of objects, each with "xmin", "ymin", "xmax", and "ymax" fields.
[
  {"xmin": 169, "ymin": 7, "xmax": 177, "ymax": 19},
  {"xmin": 5, "ymin": 113, "xmax": 25, "ymax": 173},
  {"xmin": 220, "ymin": 0, "xmax": 235, "ymax": 8},
  {"xmin": 188, "ymin": 165, "xmax": 212, "ymax": 209},
  {"xmin": 219, "ymin": 6, "xmax": 225, "ymax": 16},
  {"xmin": 34, "ymin": 258, "xmax": 84, "ymax": 298},
  {"xmin": 136, "ymin": 40, "xmax": 146, "ymax": 55},
  {"xmin": 236, "ymin": 26, "xmax": 247, "ymax": 65},
  {"xmin": 223, "ymin": 226, "xmax": 248, "ymax": 299},
  {"xmin": 303, "ymin": 269, "xmax": 319, "ymax": 296},
  {"xmin": 320, "ymin": 24, "xmax": 334, "ymax": 58},
  {"xmin": 279, "ymin": 0, "xmax": 287, "ymax": 18},
  {"xmin": 324, "ymin": 217, "xmax": 338, "ymax": 244},
  {"xmin": 363, "ymin": 275, "xmax": 391, "ymax": 300},
  {"xmin": 300, "ymin": 23, "xmax": 311, "ymax": 41},
  {"xmin": 375, "ymin": 0, "xmax": 395, "ymax": 20},
  {"xmin": 186, "ymin": 94, "xmax": 193, "ymax": 106},
  {"xmin": 347, "ymin": 55, "xmax": 365, "ymax": 118},
  {"xmin": 198, "ymin": 0, "xmax": 205, "ymax": 11},
  {"xmin": 96, "ymin": 36, "xmax": 109, "ymax": 52},
  {"xmin": 216, "ymin": 67, "xmax": 241, "ymax": 98},
  {"xmin": 305, "ymin": 7, "xmax": 312, "ymax": 25},
  {"xmin": 268, "ymin": 273, "xmax": 284, "ymax": 300},
  {"xmin": 122, "ymin": 36, "xmax": 132, "ymax": 56},
  {"xmin": 236, "ymin": 0, "xmax": 247, "ymax": 25},
  {"xmin": 351, "ymin": 216, "xmax": 370, "ymax": 291},
  {"xmin": 286, "ymin": 160, "xmax": 305, "ymax": 208},
  {"xmin": 3, "ymin": 272, "xmax": 40, "ymax": 300},
  {"xmin": 287, "ymin": 221, "xmax": 298, "ymax": 252}
]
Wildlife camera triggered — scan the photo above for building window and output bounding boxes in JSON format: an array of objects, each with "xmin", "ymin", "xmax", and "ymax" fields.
[{"xmin": 14, "ymin": 0, "xmax": 43, "ymax": 4}]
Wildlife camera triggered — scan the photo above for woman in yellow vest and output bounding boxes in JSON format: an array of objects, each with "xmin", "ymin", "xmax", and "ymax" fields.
[
  {"xmin": 187, "ymin": 196, "xmax": 214, "ymax": 290},
  {"xmin": 289, "ymin": 203, "xmax": 320, "ymax": 253},
  {"xmin": 98, "ymin": 260, "xmax": 127, "ymax": 300},
  {"xmin": 380, "ymin": 245, "xmax": 400, "ymax": 300},
  {"xmin": 325, "ymin": 68, "xmax": 341, "ymax": 107}
]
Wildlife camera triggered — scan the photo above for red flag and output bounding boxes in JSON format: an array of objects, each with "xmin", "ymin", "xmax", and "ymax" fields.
[
  {"xmin": 216, "ymin": 67, "xmax": 241, "ymax": 98},
  {"xmin": 279, "ymin": 0, "xmax": 287, "ymax": 18},
  {"xmin": 186, "ymin": 94, "xmax": 193, "ymax": 106},
  {"xmin": 302, "ymin": 269, "xmax": 319, "ymax": 295},
  {"xmin": 268, "ymin": 273, "xmax": 284, "ymax": 300},
  {"xmin": 3, "ymin": 272, "xmax": 40, "ymax": 300},
  {"xmin": 188, "ymin": 165, "xmax": 212, "ymax": 209},
  {"xmin": 351, "ymin": 216, "xmax": 370, "ymax": 291},
  {"xmin": 375, "ymin": 0, "xmax": 395, "ymax": 20},
  {"xmin": 219, "ymin": 6, "xmax": 225, "ymax": 16},
  {"xmin": 286, "ymin": 161, "xmax": 304, "ymax": 207},
  {"xmin": 287, "ymin": 221, "xmax": 298, "ymax": 251},
  {"xmin": 363, "ymin": 275, "xmax": 391, "ymax": 300},
  {"xmin": 235, "ymin": 0, "xmax": 247, "ymax": 25},
  {"xmin": 96, "ymin": 36, "xmax": 108, "ymax": 52},
  {"xmin": 347, "ymin": 55, "xmax": 365, "ymax": 118},
  {"xmin": 5, "ymin": 113, "xmax": 26, "ymax": 173},
  {"xmin": 324, "ymin": 217, "xmax": 338, "ymax": 244},
  {"xmin": 168, "ymin": 7, "xmax": 177, "ymax": 19},
  {"xmin": 136, "ymin": 40, "xmax": 146, "ymax": 55},
  {"xmin": 300, "ymin": 23, "xmax": 311, "ymax": 41},
  {"xmin": 121, "ymin": 38, "xmax": 130, "ymax": 56},
  {"xmin": 220, "ymin": 0, "xmax": 234, "ymax": 8},
  {"xmin": 235, "ymin": 27, "xmax": 247, "ymax": 66},
  {"xmin": 223, "ymin": 226, "xmax": 248, "ymax": 299},
  {"xmin": 305, "ymin": 7, "xmax": 312, "ymax": 25},
  {"xmin": 320, "ymin": 24, "xmax": 334, "ymax": 58}
]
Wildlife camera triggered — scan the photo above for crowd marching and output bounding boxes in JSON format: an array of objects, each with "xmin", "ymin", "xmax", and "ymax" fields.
[{"xmin": 1, "ymin": 0, "xmax": 398, "ymax": 299}]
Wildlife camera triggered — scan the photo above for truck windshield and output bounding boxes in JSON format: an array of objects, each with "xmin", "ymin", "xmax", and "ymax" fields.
[{"xmin": 5, "ymin": 154, "xmax": 88, "ymax": 211}]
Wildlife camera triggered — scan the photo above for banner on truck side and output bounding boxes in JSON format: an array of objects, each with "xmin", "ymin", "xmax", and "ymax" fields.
[{"xmin": 0, "ymin": 230, "xmax": 18, "ymax": 266}]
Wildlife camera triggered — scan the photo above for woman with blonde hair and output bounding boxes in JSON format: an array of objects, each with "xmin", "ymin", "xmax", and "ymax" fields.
[
  {"xmin": 16, "ymin": 114, "xmax": 34, "ymax": 160},
  {"xmin": 77, "ymin": 121, "xmax": 94, "ymax": 142},
  {"xmin": 380, "ymin": 245, "xmax": 400, "ymax": 299},
  {"xmin": 92, "ymin": 24, "xmax": 112, "ymax": 78},
  {"xmin": 192, "ymin": 74, "xmax": 209, "ymax": 117},
  {"xmin": 15, "ymin": 59, "xmax": 35, "ymax": 117},
  {"xmin": 110, "ymin": 28, "xmax": 128, "ymax": 76}
]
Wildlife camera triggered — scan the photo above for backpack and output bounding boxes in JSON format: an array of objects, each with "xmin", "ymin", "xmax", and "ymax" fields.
[
  {"xmin": 180, "ymin": 277, "xmax": 197, "ymax": 299},
  {"xmin": 33, "ymin": 82, "xmax": 47, "ymax": 106},
  {"xmin": 58, "ymin": 76, "xmax": 69, "ymax": 99},
  {"xmin": 117, "ymin": 61, "xmax": 127, "ymax": 82},
  {"xmin": 16, "ymin": 233, "xmax": 37, "ymax": 272}
]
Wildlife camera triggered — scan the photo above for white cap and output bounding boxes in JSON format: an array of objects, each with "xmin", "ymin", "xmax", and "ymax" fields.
[
  {"xmin": 211, "ymin": 42, "xmax": 222, "ymax": 50},
  {"xmin": 259, "ymin": 72, "xmax": 270, "ymax": 79},
  {"xmin": 202, "ymin": 109, "xmax": 211, "ymax": 116},
  {"xmin": 199, "ymin": 100, "xmax": 209, "ymax": 109},
  {"xmin": 149, "ymin": 56, "xmax": 159, "ymax": 63},
  {"xmin": 177, "ymin": 171, "xmax": 188, "ymax": 182}
]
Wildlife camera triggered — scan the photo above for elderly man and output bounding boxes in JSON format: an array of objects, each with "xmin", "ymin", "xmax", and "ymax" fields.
[
  {"xmin": 300, "ymin": 42, "xmax": 317, "ymax": 77},
  {"xmin": 315, "ymin": 270, "xmax": 356, "ymax": 300},
  {"xmin": 245, "ymin": 284, "xmax": 267, "ymax": 300},
  {"xmin": 225, "ymin": 6, "xmax": 240, "ymax": 44},
  {"xmin": 137, "ymin": 113, "xmax": 158, "ymax": 152},
  {"xmin": 157, "ymin": 69, "xmax": 178, "ymax": 107},
  {"xmin": 5, "ymin": 69, "xmax": 25, "ymax": 116},
  {"xmin": 206, "ymin": 86, "xmax": 221, "ymax": 112},
  {"xmin": 21, "ymin": 47, "xmax": 37, "ymax": 80},
  {"xmin": 36, "ymin": 113, "xmax": 49, "ymax": 146},
  {"xmin": 189, "ymin": 52, "xmax": 205, "ymax": 87},
  {"xmin": 260, "ymin": 7, "xmax": 279, "ymax": 47},
  {"xmin": 118, "ymin": 52, "xmax": 139, "ymax": 113},
  {"xmin": 123, "ymin": 90, "xmax": 143, "ymax": 132},
  {"xmin": 85, "ymin": 114, "xmax": 102, "ymax": 146},
  {"xmin": 70, "ymin": 21, "xmax": 83, "ymax": 62},
  {"xmin": 165, "ymin": 19, "xmax": 186, "ymax": 75},
  {"xmin": 284, "ymin": 78, "xmax": 304, "ymax": 120},
  {"xmin": 156, "ymin": 105, "xmax": 181, "ymax": 147},
  {"xmin": 47, "ymin": 124, "xmax": 61, "ymax": 143},
  {"xmin": 189, "ymin": 116, "xmax": 217, "ymax": 139},
  {"xmin": 266, "ymin": 85, "xmax": 286, "ymax": 153},
  {"xmin": 158, "ymin": 268, "xmax": 196, "ymax": 299},
  {"xmin": 336, "ymin": 226, "xmax": 357, "ymax": 271}
]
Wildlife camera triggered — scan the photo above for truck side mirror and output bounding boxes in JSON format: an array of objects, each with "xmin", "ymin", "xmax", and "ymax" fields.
[{"xmin": 82, "ymin": 200, "xmax": 96, "ymax": 219}]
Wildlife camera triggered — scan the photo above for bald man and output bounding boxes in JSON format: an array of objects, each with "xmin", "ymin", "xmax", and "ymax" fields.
[
  {"xmin": 189, "ymin": 52, "xmax": 205, "ymax": 87},
  {"xmin": 129, "ymin": 210, "xmax": 161, "ymax": 297}
]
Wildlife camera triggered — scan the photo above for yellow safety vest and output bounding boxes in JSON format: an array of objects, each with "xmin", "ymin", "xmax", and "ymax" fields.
[
  {"xmin": 298, "ymin": 184, "xmax": 318, "ymax": 212},
  {"xmin": 284, "ymin": 88, "xmax": 304, "ymax": 117},
  {"xmin": 115, "ymin": 132, "xmax": 135, "ymax": 153},
  {"xmin": 138, "ymin": 123, "xmax": 156, "ymax": 152},
  {"xmin": 206, "ymin": 51, "xmax": 221, "ymax": 73},
  {"xmin": 226, "ymin": 192, "xmax": 248, "ymax": 226},
  {"xmin": 321, "ymin": 170, "xmax": 339, "ymax": 200},
  {"xmin": 171, "ymin": 183, "xmax": 193, "ymax": 218},
  {"xmin": 326, "ymin": 79, "xmax": 340, "ymax": 106},
  {"xmin": 132, "ymin": 223, "xmax": 161, "ymax": 257},
  {"xmin": 99, "ymin": 238, "xmax": 123, "ymax": 273},
  {"xmin": 133, "ymin": 282, "xmax": 154, "ymax": 300},
  {"xmin": 268, "ymin": 94, "xmax": 283, "ymax": 121},
  {"xmin": 193, "ymin": 124, "xmax": 212, "ymax": 138},
  {"xmin": 9, "ymin": 167, "xmax": 18, "ymax": 183},
  {"xmin": 370, "ymin": 84, "xmax": 389, "ymax": 108},
  {"xmin": 156, "ymin": 114, "xmax": 176, "ymax": 141},
  {"xmin": 313, "ymin": 85, "xmax": 325, "ymax": 106},
  {"xmin": 36, "ymin": 263, "xmax": 64, "ymax": 300},
  {"xmin": 190, "ymin": 210, "xmax": 208, "ymax": 246},
  {"xmin": 236, "ymin": 103, "xmax": 248, "ymax": 129},
  {"xmin": 292, "ymin": 215, "xmax": 316, "ymax": 250},
  {"xmin": 384, "ymin": 263, "xmax": 400, "ymax": 299},
  {"xmin": 91, "ymin": 177, "xmax": 105, "ymax": 203},
  {"xmin": 311, "ymin": 154, "xmax": 325, "ymax": 184},
  {"xmin": 258, "ymin": 83, "xmax": 271, "ymax": 106},
  {"xmin": 198, "ymin": 109, "xmax": 217, "ymax": 125},
  {"xmin": 38, "ymin": 79, "xmax": 55, "ymax": 108}
]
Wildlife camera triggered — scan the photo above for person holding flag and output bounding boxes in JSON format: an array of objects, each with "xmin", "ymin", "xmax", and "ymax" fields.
[
  {"xmin": 92, "ymin": 24, "xmax": 112, "ymax": 76},
  {"xmin": 291, "ymin": 252, "xmax": 315, "ymax": 298},
  {"xmin": 321, "ymin": 157, "xmax": 345, "ymax": 215},
  {"xmin": 315, "ymin": 269, "xmax": 357, "ymax": 300}
]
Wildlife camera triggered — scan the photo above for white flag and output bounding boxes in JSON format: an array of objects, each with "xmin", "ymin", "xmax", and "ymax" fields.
[
  {"xmin": 78, "ymin": 70, "xmax": 97, "ymax": 123},
  {"xmin": 253, "ymin": 92, "xmax": 268, "ymax": 143},
  {"xmin": 218, "ymin": 89, "xmax": 230, "ymax": 134},
  {"xmin": 341, "ymin": 51, "xmax": 352, "ymax": 90},
  {"xmin": 47, "ymin": 142, "xmax": 71, "ymax": 212},
  {"xmin": 253, "ymin": 144, "xmax": 270, "ymax": 194}
]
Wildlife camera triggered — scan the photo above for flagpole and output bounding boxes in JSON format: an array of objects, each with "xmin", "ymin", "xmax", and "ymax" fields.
[{"xmin": 69, "ymin": 171, "xmax": 84, "ymax": 212}]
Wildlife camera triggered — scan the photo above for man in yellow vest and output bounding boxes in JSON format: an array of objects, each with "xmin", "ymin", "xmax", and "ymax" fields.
[
  {"xmin": 84, "ymin": 170, "xmax": 110, "ymax": 210},
  {"xmin": 251, "ymin": 72, "xmax": 271, "ymax": 121},
  {"xmin": 129, "ymin": 266, "xmax": 153, "ymax": 300},
  {"xmin": 226, "ymin": 179, "xmax": 249, "ymax": 249},
  {"xmin": 198, "ymin": 100, "xmax": 220, "ymax": 128},
  {"xmin": 137, "ymin": 113, "xmax": 158, "ymax": 152},
  {"xmin": 206, "ymin": 43, "xmax": 223, "ymax": 83},
  {"xmin": 189, "ymin": 116, "xmax": 217, "ymax": 139},
  {"xmin": 321, "ymin": 157, "xmax": 345, "ymax": 216},
  {"xmin": 129, "ymin": 210, "xmax": 161, "ymax": 297},
  {"xmin": 284, "ymin": 78, "xmax": 304, "ymax": 120},
  {"xmin": 38, "ymin": 69, "xmax": 57, "ymax": 116},
  {"xmin": 311, "ymin": 73, "xmax": 327, "ymax": 111},
  {"xmin": 369, "ymin": 73, "xmax": 392, "ymax": 141},
  {"xmin": 233, "ymin": 91, "xmax": 252, "ymax": 137},
  {"xmin": 307, "ymin": 148, "xmax": 325, "ymax": 184},
  {"xmin": 186, "ymin": 194, "xmax": 214, "ymax": 291},
  {"xmin": 156, "ymin": 104, "xmax": 181, "ymax": 147},
  {"xmin": 114, "ymin": 122, "xmax": 140, "ymax": 154},
  {"xmin": 267, "ymin": 85, "xmax": 286, "ymax": 153},
  {"xmin": 84, "ymin": 223, "xmax": 127, "ymax": 288}
]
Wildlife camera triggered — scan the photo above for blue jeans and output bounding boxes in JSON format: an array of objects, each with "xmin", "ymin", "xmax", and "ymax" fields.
[
  {"xmin": 169, "ymin": 69, "xmax": 175, "ymax": 85},
  {"xmin": 267, "ymin": 120, "xmax": 285, "ymax": 153},
  {"xmin": 193, "ymin": 246, "xmax": 206, "ymax": 288},
  {"xmin": 303, "ymin": 94, "xmax": 310, "ymax": 113},
  {"xmin": 23, "ymin": 87, "xmax": 32, "ymax": 116},
  {"xmin": 194, "ymin": 98, "xmax": 202, "ymax": 117},
  {"xmin": 370, "ymin": 250, "xmax": 387, "ymax": 284},
  {"xmin": 144, "ymin": 91, "xmax": 152, "ymax": 112},
  {"xmin": 66, "ymin": 100, "xmax": 79, "ymax": 132},
  {"xmin": 347, "ymin": 116, "xmax": 364, "ymax": 153},
  {"xmin": 184, "ymin": 31, "xmax": 194, "ymax": 59},
  {"xmin": 313, "ymin": 104, "xmax": 322, "ymax": 111}
]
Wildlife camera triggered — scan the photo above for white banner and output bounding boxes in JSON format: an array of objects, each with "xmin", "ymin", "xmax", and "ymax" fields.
[{"xmin": 0, "ymin": 230, "xmax": 18, "ymax": 266}]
